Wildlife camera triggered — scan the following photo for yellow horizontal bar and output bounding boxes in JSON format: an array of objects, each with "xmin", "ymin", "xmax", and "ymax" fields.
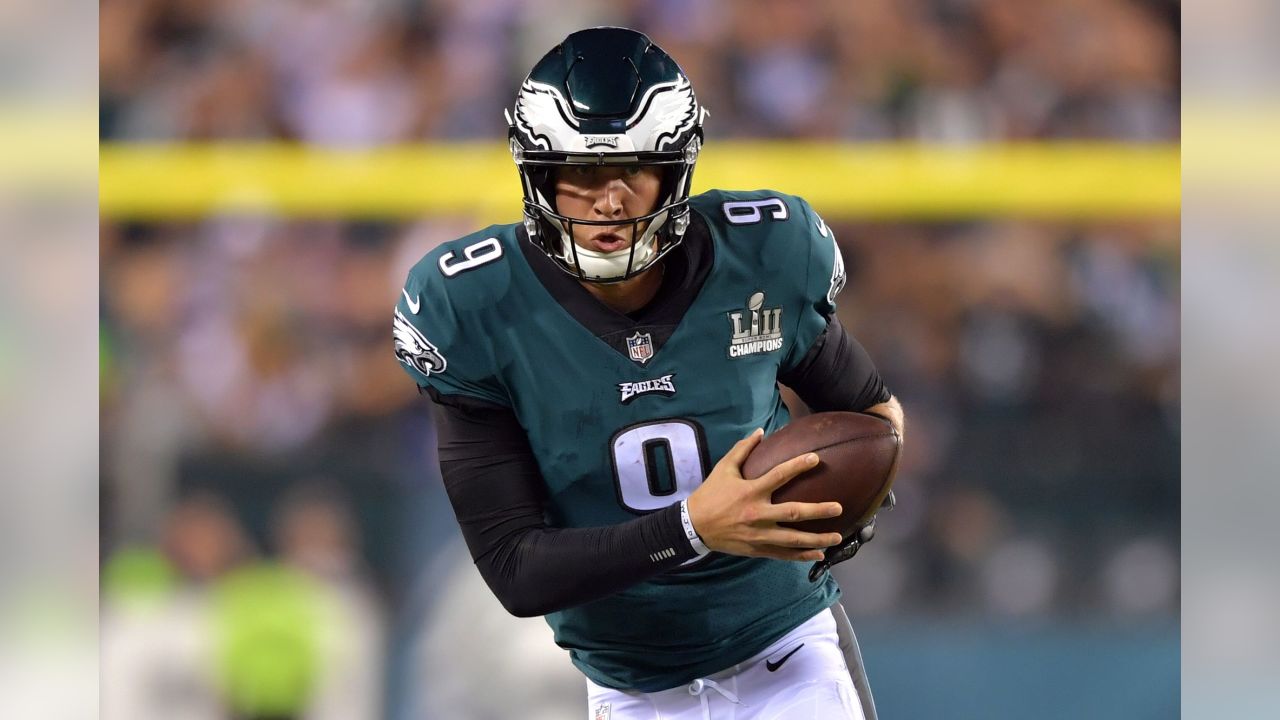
[
  {"xmin": 99, "ymin": 142, "xmax": 1179, "ymax": 221},
  {"xmin": 0, "ymin": 104, "xmax": 98, "ymax": 189},
  {"xmin": 1182, "ymin": 104, "xmax": 1280, "ymax": 189}
]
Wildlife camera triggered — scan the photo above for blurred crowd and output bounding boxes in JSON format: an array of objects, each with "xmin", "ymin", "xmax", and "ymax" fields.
[
  {"xmin": 100, "ymin": 1, "xmax": 1180, "ymax": 718},
  {"xmin": 829, "ymin": 218, "xmax": 1179, "ymax": 619},
  {"xmin": 100, "ymin": 0, "xmax": 1179, "ymax": 143}
]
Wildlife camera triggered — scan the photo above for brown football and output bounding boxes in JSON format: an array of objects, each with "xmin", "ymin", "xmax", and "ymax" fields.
[{"xmin": 741, "ymin": 412, "xmax": 902, "ymax": 537}]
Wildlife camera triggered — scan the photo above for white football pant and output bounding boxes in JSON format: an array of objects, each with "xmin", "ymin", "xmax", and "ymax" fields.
[{"xmin": 585, "ymin": 608, "xmax": 866, "ymax": 720}]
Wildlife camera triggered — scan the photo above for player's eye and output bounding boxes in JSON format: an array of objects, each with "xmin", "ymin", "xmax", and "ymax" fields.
[{"xmin": 623, "ymin": 166, "xmax": 642, "ymax": 178}]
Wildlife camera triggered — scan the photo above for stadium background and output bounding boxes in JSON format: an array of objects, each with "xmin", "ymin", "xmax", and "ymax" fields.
[{"xmin": 98, "ymin": 1, "xmax": 1180, "ymax": 718}]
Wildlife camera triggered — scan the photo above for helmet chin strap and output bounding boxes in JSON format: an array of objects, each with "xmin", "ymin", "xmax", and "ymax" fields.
[
  {"xmin": 558, "ymin": 206, "xmax": 670, "ymax": 281},
  {"xmin": 571, "ymin": 237, "xmax": 658, "ymax": 280}
]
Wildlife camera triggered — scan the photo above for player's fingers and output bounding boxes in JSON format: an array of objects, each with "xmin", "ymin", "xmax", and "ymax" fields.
[
  {"xmin": 719, "ymin": 428, "xmax": 764, "ymax": 469},
  {"xmin": 757, "ymin": 452, "xmax": 820, "ymax": 491},
  {"xmin": 755, "ymin": 528, "xmax": 844, "ymax": 550},
  {"xmin": 762, "ymin": 501, "xmax": 842, "ymax": 524},
  {"xmin": 751, "ymin": 545, "xmax": 826, "ymax": 562}
]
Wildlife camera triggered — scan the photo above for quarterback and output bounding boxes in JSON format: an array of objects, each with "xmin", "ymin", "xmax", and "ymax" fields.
[{"xmin": 395, "ymin": 28, "xmax": 904, "ymax": 720}]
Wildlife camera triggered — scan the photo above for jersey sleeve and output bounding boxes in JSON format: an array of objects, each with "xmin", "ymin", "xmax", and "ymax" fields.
[
  {"xmin": 780, "ymin": 195, "xmax": 847, "ymax": 374},
  {"xmin": 393, "ymin": 251, "xmax": 510, "ymax": 407}
]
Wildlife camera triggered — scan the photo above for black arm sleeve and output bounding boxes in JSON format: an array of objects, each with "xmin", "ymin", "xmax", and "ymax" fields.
[
  {"xmin": 779, "ymin": 315, "xmax": 891, "ymax": 413},
  {"xmin": 426, "ymin": 389, "xmax": 698, "ymax": 618}
]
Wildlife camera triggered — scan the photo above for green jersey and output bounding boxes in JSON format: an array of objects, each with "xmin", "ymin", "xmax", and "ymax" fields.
[{"xmin": 394, "ymin": 189, "xmax": 848, "ymax": 691}]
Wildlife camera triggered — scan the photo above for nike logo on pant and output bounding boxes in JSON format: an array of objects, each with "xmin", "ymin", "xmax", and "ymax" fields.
[{"xmin": 765, "ymin": 643, "xmax": 804, "ymax": 672}]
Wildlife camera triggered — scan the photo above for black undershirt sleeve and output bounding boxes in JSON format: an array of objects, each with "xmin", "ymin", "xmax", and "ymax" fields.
[
  {"xmin": 779, "ymin": 315, "xmax": 891, "ymax": 413},
  {"xmin": 426, "ymin": 388, "xmax": 698, "ymax": 618}
]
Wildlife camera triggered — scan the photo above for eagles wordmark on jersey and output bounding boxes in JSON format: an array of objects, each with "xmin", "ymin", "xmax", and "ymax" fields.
[{"xmin": 617, "ymin": 373, "xmax": 676, "ymax": 404}]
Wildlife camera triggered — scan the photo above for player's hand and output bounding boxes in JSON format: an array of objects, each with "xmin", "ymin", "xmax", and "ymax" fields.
[
  {"xmin": 686, "ymin": 429, "xmax": 845, "ymax": 562},
  {"xmin": 807, "ymin": 490, "xmax": 895, "ymax": 581}
]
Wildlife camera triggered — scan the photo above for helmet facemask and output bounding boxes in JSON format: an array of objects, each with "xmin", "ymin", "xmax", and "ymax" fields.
[{"xmin": 514, "ymin": 138, "xmax": 699, "ymax": 283}]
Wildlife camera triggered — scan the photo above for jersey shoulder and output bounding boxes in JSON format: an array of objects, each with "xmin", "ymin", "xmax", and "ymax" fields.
[
  {"xmin": 689, "ymin": 189, "xmax": 846, "ymax": 369},
  {"xmin": 395, "ymin": 222, "xmax": 524, "ymax": 404},
  {"xmin": 688, "ymin": 188, "xmax": 820, "ymax": 234},
  {"xmin": 403, "ymin": 222, "xmax": 523, "ymax": 308},
  {"xmin": 689, "ymin": 188, "xmax": 840, "ymax": 294}
]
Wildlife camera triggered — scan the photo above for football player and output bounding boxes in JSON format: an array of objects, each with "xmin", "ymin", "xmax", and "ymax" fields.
[{"xmin": 394, "ymin": 27, "xmax": 904, "ymax": 720}]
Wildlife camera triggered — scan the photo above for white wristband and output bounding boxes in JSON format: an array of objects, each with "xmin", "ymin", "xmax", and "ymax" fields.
[{"xmin": 679, "ymin": 499, "xmax": 711, "ymax": 557}]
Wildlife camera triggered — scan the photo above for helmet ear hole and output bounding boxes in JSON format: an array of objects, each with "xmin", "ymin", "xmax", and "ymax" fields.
[
  {"xmin": 655, "ymin": 165, "xmax": 684, "ymax": 213},
  {"xmin": 538, "ymin": 216, "xmax": 565, "ymax": 255},
  {"xmin": 530, "ymin": 167, "xmax": 557, "ymax": 213}
]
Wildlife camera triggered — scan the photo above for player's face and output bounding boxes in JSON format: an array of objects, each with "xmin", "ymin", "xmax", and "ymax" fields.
[{"xmin": 554, "ymin": 165, "xmax": 663, "ymax": 253}]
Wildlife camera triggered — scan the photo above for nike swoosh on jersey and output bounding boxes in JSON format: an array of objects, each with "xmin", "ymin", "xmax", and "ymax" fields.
[
  {"xmin": 765, "ymin": 643, "xmax": 804, "ymax": 672},
  {"xmin": 402, "ymin": 289, "xmax": 421, "ymax": 314}
]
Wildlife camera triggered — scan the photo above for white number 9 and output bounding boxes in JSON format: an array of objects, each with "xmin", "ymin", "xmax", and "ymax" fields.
[
  {"xmin": 439, "ymin": 237, "xmax": 503, "ymax": 277},
  {"xmin": 722, "ymin": 198, "xmax": 789, "ymax": 225}
]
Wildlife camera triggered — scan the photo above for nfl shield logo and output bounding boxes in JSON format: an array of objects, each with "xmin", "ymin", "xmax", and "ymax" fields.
[{"xmin": 626, "ymin": 331, "xmax": 654, "ymax": 364}]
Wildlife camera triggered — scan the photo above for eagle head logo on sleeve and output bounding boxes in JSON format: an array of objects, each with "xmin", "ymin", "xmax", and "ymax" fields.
[{"xmin": 393, "ymin": 309, "xmax": 447, "ymax": 376}]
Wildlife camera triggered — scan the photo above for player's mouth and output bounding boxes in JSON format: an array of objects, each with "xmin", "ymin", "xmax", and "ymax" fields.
[{"xmin": 589, "ymin": 231, "xmax": 631, "ymax": 253}]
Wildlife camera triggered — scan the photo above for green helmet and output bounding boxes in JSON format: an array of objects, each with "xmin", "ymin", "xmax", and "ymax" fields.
[{"xmin": 505, "ymin": 27, "xmax": 706, "ymax": 282}]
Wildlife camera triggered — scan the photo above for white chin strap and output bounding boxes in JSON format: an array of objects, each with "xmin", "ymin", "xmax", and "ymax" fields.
[
  {"xmin": 557, "ymin": 207, "xmax": 670, "ymax": 281},
  {"xmin": 570, "ymin": 236, "xmax": 658, "ymax": 280}
]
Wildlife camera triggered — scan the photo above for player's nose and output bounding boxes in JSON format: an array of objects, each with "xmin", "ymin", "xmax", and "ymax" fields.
[{"xmin": 594, "ymin": 180, "xmax": 627, "ymax": 218}]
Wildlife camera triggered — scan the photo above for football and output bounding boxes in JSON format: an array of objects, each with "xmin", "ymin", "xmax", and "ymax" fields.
[{"xmin": 741, "ymin": 412, "xmax": 902, "ymax": 537}]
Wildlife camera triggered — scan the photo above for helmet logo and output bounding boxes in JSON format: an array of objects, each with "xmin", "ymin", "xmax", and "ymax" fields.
[
  {"xmin": 584, "ymin": 135, "xmax": 620, "ymax": 148},
  {"xmin": 632, "ymin": 75, "xmax": 699, "ymax": 151},
  {"xmin": 512, "ymin": 80, "xmax": 578, "ymax": 151}
]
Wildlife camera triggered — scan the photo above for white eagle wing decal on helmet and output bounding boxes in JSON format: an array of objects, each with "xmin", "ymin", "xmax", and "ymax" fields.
[
  {"xmin": 393, "ymin": 309, "xmax": 447, "ymax": 376},
  {"xmin": 513, "ymin": 80, "xmax": 580, "ymax": 152},
  {"xmin": 628, "ymin": 75, "xmax": 700, "ymax": 151}
]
